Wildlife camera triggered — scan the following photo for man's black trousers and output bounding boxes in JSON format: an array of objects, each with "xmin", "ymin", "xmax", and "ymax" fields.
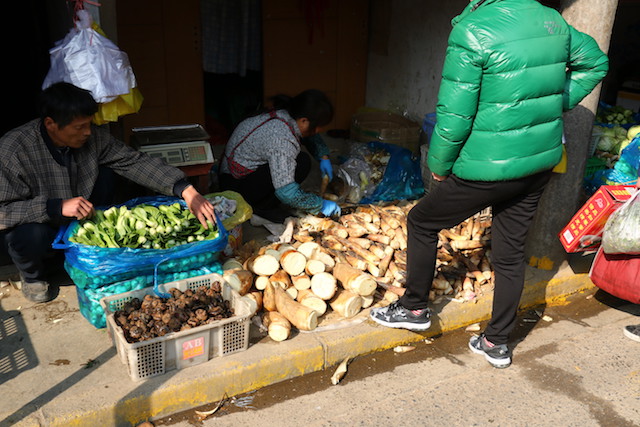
[{"xmin": 399, "ymin": 170, "xmax": 552, "ymax": 345}]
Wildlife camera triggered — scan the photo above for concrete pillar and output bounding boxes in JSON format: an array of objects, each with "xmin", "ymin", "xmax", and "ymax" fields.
[{"xmin": 524, "ymin": 0, "xmax": 619, "ymax": 271}]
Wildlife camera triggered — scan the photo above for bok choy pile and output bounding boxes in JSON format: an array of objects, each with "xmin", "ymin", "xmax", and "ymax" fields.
[{"xmin": 69, "ymin": 203, "xmax": 218, "ymax": 249}]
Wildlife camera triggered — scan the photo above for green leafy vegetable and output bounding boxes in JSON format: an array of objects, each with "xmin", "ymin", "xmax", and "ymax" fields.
[{"xmin": 69, "ymin": 203, "xmax": 218, "ymax": 249}]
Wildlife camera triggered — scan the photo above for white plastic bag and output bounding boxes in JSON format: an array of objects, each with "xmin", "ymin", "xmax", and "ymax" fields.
[
  {"xmin": 602, "ymin": 190, "xmax": 640, "ymax": 254},
  {"xmin": 42, "ymin": 10, "xmax": 137, "ymax": 103}
]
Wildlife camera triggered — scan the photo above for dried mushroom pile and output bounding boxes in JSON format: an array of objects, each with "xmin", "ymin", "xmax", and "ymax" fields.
[
  {"xmin": 114, "ymin": 282, "xmax": 234, "ymax": 343},
  {"xmin": 222, "ymin": 201, "xmax": 494, "ymax": 342}
]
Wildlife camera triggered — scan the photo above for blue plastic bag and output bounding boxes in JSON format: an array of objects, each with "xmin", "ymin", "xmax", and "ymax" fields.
[
  {"xmin": 585, "ymin": 137, "xmax": 640, "ymax": 194},
  {"xmin": 360, "ymin": 142, "xmax": 425, "ymax": 204},
  {"xmin": 53, "ymin": 196, "xmax": 228, "ymax": 297}
]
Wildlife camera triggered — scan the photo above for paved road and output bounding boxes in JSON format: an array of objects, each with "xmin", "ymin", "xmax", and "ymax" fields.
[{"xmin": 156, "ymin": 288, "xmax": 640, "ymax": 427}]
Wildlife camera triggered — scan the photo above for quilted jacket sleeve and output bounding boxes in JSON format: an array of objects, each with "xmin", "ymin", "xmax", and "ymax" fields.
[
  {"xmin": 427, "ymin": 26, "xmax": 484, "ymax": 177},
  {"xmin": 563, "ymin": 26, "xmax": 609, "ymax": 111}
]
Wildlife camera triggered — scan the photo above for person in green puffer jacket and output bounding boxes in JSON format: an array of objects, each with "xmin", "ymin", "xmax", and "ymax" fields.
[{"xmin": 370, "ymin": 0, "xmax": 608, "ymax": 368}]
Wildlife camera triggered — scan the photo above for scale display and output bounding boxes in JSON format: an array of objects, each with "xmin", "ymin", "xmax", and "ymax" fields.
[{"xmin": 139, "ymin": 141, "xmax": 214, "ymax": 167}]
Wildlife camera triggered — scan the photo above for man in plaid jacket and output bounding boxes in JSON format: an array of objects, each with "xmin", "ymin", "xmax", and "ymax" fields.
[{"xmin": 0, "ymin": 82, "xmax": 217, "ymax": 303}]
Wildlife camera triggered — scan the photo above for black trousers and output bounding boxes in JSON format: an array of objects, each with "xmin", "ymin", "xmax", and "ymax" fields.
[
  {"xmin": 219, "ymin": 152, "xmax": 311, "ymax": 221},
  {"xmin": 399, "ymin": 170, "xmax": 552, "ymax": 345},
  {"xmin": 0, "ymin": 223, "xmax": 60, "ymax": 281},
  {"xmin": 0, "ymin": 166, "xmax": 115, "ymax": 282}
]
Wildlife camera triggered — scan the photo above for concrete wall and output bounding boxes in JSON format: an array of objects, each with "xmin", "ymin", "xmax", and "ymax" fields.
[{"xmin": 365, "ymin": 0, "xmax": 468, "ymax": 123}]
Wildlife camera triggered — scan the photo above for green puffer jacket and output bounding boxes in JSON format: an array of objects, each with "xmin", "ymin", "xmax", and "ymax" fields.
[{"xmin": 427, "ymin": 0, "xmax": 608, "ymax": 181}]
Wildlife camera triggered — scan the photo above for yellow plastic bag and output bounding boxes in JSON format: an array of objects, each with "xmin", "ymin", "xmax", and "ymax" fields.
[
  {"xmin": 552, "ymin": 145, "xmax": 567, "ymax": 173},
  {"xmin": 93, "ymin": 87, "xmax": 144, "ymax": 125},
  {"xmin": 205, "ymin": 191, "xmax": 253, "ymax": 230}
]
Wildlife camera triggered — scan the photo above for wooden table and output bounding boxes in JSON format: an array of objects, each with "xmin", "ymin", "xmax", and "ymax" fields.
[{"xmin": 178, "ymin": 162, "xmax": 214, "ymax": 194}]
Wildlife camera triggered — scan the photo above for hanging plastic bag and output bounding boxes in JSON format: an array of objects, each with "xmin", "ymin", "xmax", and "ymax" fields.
[
  {"xmin": 93, "ymin": 87, "xmax": 144, "ymax": 125},
  {"xmin": 42, "ymin": 9, "xmax": 142, "ymax": 122},
  {"xmin": 601, "ymin": 190, "xmax": 640, "ymax": 254}
]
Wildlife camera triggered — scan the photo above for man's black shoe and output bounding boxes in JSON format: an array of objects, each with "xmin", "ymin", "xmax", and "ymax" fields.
[
  {"xmin": 369, "ymin": 301, "xmax": 431, "ymax": 331},
  {"xmin": 21, "ymin": 278, "xmax": 54, "ymax": 303},
  {"xmin": 469, "ymin": 333, "xmax": 511, "ymax": 368}
]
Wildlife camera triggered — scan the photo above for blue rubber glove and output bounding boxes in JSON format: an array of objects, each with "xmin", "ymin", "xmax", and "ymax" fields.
[
  {"xmin": 320, "ymin": 200, "xmax": 341, "ymax": 217},
  {"xmin": 319, "ymin": 158, "xmax": 333, "ymax": 180}
]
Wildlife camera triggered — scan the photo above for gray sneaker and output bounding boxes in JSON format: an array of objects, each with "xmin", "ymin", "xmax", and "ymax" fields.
[
  {"xmin": 369, "ymin": 301, "xmax": 431, "ymax": 331},
  {"xmin": 469, "ymin": 333, "xmax": 511, "ymax": 368},
  {"xmin": 623, "ymin": 324, "xmax": 640, "ymax": 342},
  {"xmin": 21, "ymin": 279, "xmax": 53, "ymax": 303}
]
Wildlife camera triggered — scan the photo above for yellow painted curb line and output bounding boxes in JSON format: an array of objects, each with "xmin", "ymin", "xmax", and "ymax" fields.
[{"xmin": 39, "ymin": 273, "xmax": 595, "ymax": 426}]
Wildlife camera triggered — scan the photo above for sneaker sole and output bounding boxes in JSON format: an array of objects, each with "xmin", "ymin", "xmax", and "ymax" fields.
[
  {"xmin": 369, "ymin": 312, "xmax": 431, "ymax": 331},
  {"xmin": 468, "ymin": 341, "xmax": 511, "ymax": 368},
  {"xmin": 623, "ymin": 327, "xmax": 640, "ymax": 343},
  {"xmin": 22, "ymin": 291, "xmax": 53, "ymax": 303}
]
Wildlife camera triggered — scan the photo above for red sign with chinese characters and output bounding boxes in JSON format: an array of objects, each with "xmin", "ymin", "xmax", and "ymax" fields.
[{"xmin": 559, "ymin": 185, "xmax": 636, "ymax": 253}]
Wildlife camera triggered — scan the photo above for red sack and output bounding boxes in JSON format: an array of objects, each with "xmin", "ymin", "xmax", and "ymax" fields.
[{"xmin": 589, "ymin": 247, "xmax": 640, "ymax": 304}]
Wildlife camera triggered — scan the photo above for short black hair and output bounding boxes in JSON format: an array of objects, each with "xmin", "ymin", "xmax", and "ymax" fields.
[
  {"xmin": 267, "ymin": 89, "xmax": 334, "ymax": 130},
  {"xmin": 288, "ymin": 89, "xmax": 334, "ymax": 130},
  {"xmin": 40, "ymin": 82, "xmax": 98, "ymax": 127}
]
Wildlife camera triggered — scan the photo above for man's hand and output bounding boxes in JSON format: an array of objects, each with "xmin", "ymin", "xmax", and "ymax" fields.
[
  {"xmin": 431, "ymin": 172, "xmax": 448, "ymax": 182},
  {"xmin": 181, "ymin": 185, "xmax": 216, "ymax": 228},
  {"xmin": 62, "ymin": 197, "xmax": 94, "ymax": 220}
]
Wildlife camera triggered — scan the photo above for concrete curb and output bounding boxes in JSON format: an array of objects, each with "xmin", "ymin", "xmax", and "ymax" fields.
[{"xmin": 4, "ymin": 272, "xmax": 596, "ymax": 426}]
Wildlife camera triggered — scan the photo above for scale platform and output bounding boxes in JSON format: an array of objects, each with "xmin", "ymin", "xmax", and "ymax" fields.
[{"xmin": 131, "ymin": 124, "xmax": 214, "ymax": 167}]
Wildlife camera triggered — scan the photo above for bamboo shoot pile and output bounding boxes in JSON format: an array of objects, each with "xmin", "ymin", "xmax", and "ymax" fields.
[{"xmin": 224, "ymin": 202, "xmax": 494, "ymax": 342}]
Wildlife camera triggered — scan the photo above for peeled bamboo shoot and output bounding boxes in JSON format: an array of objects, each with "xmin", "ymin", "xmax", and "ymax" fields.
[
  {"xmin": 310, "ymin": 272, "xmax": 338, "ymax": 300},
  {"xmin": 333, "ymin": 262, "xmax": 377, "ymax": 296},
  {"xmin": 263, "ymin": 282, "xmax": 277, "ymax": 312},
  {"xmin": 279, "ymin": 249, "xmax": 307, "ymax": 276},
  {"xmin": 262, "ymin": 311, "xmax": 291, "ymax": 342},
  {"xmin": 297, "ymin": 290, "xmax": 328, "ymax": 316},
  {"xmin": 291, "ymin": 273, "xmax": 312, "ymax": 290},
  {"xmin": 273, "ymin": 285, "xmax": 318, "ymax": 331},
  {"xmin": 222, "ymin": 269, "xmax": 253, "ymax": 295},
  {"xmin": 330, "ymin": 289, "xmax": 363, "ymax": 318},
  {"xmin": 246, "ymin": 254, "xmax": 280, "ymax": 276}
]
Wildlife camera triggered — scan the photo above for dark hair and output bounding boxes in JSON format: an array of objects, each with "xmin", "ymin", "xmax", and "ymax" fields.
[
  {"xmin": 39, "ymin": 82, "xmax": 98, "ymax": 127},
  {"xmin": 268, "ymin": 89, "xmax": 334, "ymax": 130}
]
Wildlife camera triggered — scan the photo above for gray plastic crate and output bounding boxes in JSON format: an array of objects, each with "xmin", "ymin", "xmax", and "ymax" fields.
[{"xmin": 100, "ymin": 273, "xmax": 255, "ymax": 381}]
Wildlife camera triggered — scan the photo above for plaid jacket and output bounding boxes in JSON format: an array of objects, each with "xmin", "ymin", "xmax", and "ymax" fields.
[{"xmin": 0, "ymin": 119, "xmax": 185, "ymax": 230}]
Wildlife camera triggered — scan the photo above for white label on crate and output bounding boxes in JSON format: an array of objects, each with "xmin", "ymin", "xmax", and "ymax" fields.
[
  {"xmin": 563, "ymin": 229, "xmax": 574, "ymax": 243},
  {"xmin": 182, "ymin": 337, "xmax": 205, "ymax": 360}
]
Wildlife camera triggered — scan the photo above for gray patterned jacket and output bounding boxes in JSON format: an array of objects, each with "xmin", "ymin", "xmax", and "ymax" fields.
[
  {"xmin": 0, "ymin": 119, "xmax": 185, "ymax": 231},
  {"xmin": 220, "ymin": 110, "xmax": 302, "ymax": 188}
]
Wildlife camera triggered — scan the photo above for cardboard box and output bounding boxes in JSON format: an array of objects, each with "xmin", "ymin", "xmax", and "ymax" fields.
[
  {"xmin": 351, "ymin": 111, "xmax": 420, "ymax": 153},
  {"xmin": 224, "ymin": 224, "xmax": 243, "ymax": 257},
  {"xmin": 616, "ymin": 90, "xmax": 640, "ymax": 113},
  {"xmin": 559, "ymin": 185, "xmax": 636, "ymax": 253}
]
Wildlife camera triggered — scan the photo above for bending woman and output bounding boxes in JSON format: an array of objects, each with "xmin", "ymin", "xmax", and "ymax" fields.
[{"xmin": 219, "ymin": 89, "xmax": 340, "ymax": 222}]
